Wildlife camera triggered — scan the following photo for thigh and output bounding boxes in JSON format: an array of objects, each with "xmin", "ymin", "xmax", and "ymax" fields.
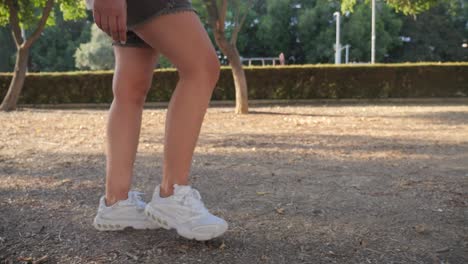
[
  {"xmin": 113, "ymin": 46, "xmax": 159, "ymax": 93},
  {"xmin": 131, "ymin": 11, "xmax": 218, "ymax": 73}
]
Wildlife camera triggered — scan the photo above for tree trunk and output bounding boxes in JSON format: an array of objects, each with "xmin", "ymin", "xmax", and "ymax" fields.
[
  {"xmin": 1, "ymin": 0, "xmax": 54, "ymax": 111},
  {"xmin": 215, "ymin": 34, "xmax": 249, "ymax": 114},
  {"xmin": 0, "ymin": 47, "xmax": 29, "ymax": 111}
]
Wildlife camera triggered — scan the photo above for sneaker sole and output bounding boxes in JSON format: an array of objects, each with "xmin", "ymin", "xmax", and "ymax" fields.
[
  {"xmin": 93, "ymin": 216, "xmax": 159, "ymax": 231},
  {"xmin": 144, "ymin": 205, "xmax": 226, "ymax": 241}
]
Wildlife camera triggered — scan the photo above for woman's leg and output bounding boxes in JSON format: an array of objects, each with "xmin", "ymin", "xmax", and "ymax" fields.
[
  {"xmin": 105, "ymin": 46, "xmax": 159, "ymax": 206},
  {"xmin": 133, "ymin": 12, "xmax": 220, "ymax": 197}
]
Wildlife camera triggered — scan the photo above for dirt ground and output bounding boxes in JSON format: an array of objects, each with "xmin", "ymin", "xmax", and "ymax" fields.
[{"xmin": 0, "ymin": 102, "xmax": 467, "ymax": 264}]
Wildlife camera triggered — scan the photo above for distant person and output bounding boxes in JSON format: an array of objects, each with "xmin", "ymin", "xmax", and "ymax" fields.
[
  {"xmin": 86, "ymin": 0, "xmax": 228, "ymax": 241},
  {"xmin": 279, "ymin": 52, "xmax": 285, "ymax": 65}
]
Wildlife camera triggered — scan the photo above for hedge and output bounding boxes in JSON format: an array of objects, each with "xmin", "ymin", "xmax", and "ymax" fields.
[{"xmin": 0, "ymin": 63, "xmax": 467, "ymax": 104}]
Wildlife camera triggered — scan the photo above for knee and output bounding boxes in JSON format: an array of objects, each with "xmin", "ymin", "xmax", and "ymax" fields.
[
  {"xmin": 178, "ymin": 53, "xmax": 220, "ymax": 89},
  {"xmin": 112, "ymin": 77, "xmax": 151, "ymax": 106}
]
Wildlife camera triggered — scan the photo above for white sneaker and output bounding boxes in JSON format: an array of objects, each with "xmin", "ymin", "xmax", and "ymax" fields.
[
  {"xmin": 93, "ymin": 191, "xmax": 160, "ymax": 231},
  {"xmin": 145, "ymin": 184, "xmax": 228, "ymax": 241}
]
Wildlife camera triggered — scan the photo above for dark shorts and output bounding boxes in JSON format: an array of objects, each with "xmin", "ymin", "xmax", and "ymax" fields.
[{"xmin": 113, "ymin": 0, "xmax": 197, "ymax": 48}]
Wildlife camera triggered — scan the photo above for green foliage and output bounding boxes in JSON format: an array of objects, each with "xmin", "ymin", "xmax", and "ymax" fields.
[
  {"xmin": 28, "ymin": 6, "xmax": 92, "ymax": 71},
  {"xmin": 341, "ymin": 0, "xmax": 402, "ymax": 62},
  {"xmin": 0, "ymin": 0, "xmax": 86, "ymax": 33},
  {"xmin": 232, "ymin": 1, "xmax": 265, "ymax": 56},
  {"xmin": 73, "ymin": 25, "xmax": 175, "ymax": 70},
  {"xmin": 0, "ymin": 3, "xmax": 9, "ymax": 25},
  {"xmin": 59, "ymin": 0, "xmax": 86, "ymax": 21},
  {"xmin": 0, "ymin": 63, "xmax": 466, "ymax": 104},
  {"xmin": 255, "ymin": 0, "xmax": 402, "ymax": 63},
  {"xmin": 195, "ymin": 0, "xmax": 260, "ymax": 49},
  {"xmin": 341, "ymin": 0, "xmax": 357, "ymax": 12},
  {"xmin": 74, "ymin": 24, "xmax": 114, "ymax": 70},
  {"xmin": 1, "ymin": 0, "xmax": 465, "ymax": 73},
  {"xmin": 388, "ymin": 0, "xmax": 468, "ymax": 62},
  {"xmin": 297, "ymin": 0, "xmax": 338, "ymax": 63},
  {"xmin": 341, "ymin": 0, "xmax": 440, "ymax": 15},
  {"xmin": 158, "ymin": 55, "xmax": 174, "ymax": 69},
  {"xmin": 257, "ymin": 0, "xmax": 295, "ymax": 55},
  {"xmin": 0, "ymin": 26, "xmax": 15, "ymax": 71},
  {"xmin": 385, "ymin": 0, "xmax": 439, "ymax": 15}
]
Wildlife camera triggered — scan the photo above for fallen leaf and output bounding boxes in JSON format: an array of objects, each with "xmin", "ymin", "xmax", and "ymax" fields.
[
  {"xmin": 359, "ymin": 239, "xmax": 369, "ymax": 247},
  {"xmin": 33, "ymin": 255, "xmax": 49, "ymax": 264},
  {"xmin": 17, "ymin": 257, "xmax": 33, "ymax": 262},
  {"xmin": 219, "ymin": 241, "xmax": 226, "ymax": 250},
  {"xmin": 124, "ymin": 252, "xmax": 138, "ymax": 261},
  {"xmin": 435, "ymin": 247, "xmax": 450, "ymax": 253},
  {"xmin": 413, "ymin": 224, "xmax": 430, "ymax": 234},
  {"xmin": 276, "ymin": 208, "xmax": 285, "ymax": 214}
]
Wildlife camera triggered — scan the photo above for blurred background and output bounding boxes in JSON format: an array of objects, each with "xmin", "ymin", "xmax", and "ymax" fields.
[{"xmin": 0, "ymin": 0, "xmax": 466, "ymax": 72}]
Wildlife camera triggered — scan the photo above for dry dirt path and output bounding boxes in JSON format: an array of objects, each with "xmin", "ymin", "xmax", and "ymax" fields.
[{"xmin": 1, "ymin": 103, "xmax": 467, "ymax": 263}]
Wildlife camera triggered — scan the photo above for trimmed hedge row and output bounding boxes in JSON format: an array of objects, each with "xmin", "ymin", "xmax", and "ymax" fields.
[{"xmin": 0, "ymin": 63, "xmax": 467, "ymax": 104}]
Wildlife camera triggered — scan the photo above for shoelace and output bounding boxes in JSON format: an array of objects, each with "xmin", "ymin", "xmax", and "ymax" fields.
[
  {"xmin": 128, "ymin": 191, "xmax": 146, "ymax": 209},
  {"xmin": 174, "ymin": 186, "xmax": 208, "ymax": 215}
]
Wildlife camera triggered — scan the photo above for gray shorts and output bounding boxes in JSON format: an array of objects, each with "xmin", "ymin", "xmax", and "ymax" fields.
[{"xmin": 113, "ymin": 0, "xmax": 197, "ymax": 48}]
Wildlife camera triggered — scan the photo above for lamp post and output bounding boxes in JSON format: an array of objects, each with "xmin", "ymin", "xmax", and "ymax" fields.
[
  {"xmin": 345, "ymin": 44, "xmax": 351, "ymax": 64},
  {"xmin": 333, "ymin": 12, "xmax": 341, "ymax": 64},
  {"xmin": 371, "ymin": 0, "xmax": 376, "ymax": 64}
]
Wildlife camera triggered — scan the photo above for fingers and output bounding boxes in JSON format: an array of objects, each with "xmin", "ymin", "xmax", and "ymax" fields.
[
  {"xmin": 94, "ymin": 12, "xmax": 110, "ymax": 36},
  {"xmin": 93, "ymin": 10, "xmax": 102, "ymax": 30},
  {"xmin": 117, "ymin": 15, "xmax": 127, "ymax": 44},
  {"xmin": 92, "ymin": 0, "xmax": 127, "ymax": 42},
  {"xmin": 96, "ymin": 14, "xmax": 126, "ymax": 43},
  {"xmin": 102, "ymin": 15, "xmax": 110, "ymax": 36},
  {"xmin": 108, "ymin": 15, "xmax": 119, "ymax": 42}
]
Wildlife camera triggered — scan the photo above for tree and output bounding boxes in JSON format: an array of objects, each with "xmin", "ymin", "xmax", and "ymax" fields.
[
  {"xmin": 0, "ymin": 26, "xmax": 16, "ymax": 71},
  {"xmin": 341, "ymin": 0, "xmax": 439, "ymax": 15},
  {"xmin": 30, "ymin": 7, "xmax": 92, "ymax": 72},
  {"xmin": 254, "ymin": 0, "xmax": 401, "ymax": 63},
  {"xmin": 297, "ymin": 0, "xmax": 338, "ymax": 63},
  {"xmin": 256, "ymin": 0, "xmax": 305, "ymax": 63},
  {"xmin": 75, "ymin": 24, "xmax": 114, "ymax": 70},
  {"xmin": 0, "ymin": 0, "xmax": 86, "ymax": 111},
  {"xmin": 380, "ymin": 0, "xmax": 439, "ymax": 15},
  {"xmin": 387, "ymin": 0, "xmax": 467, "ymax": 62},
  {"xmin": 233, "ymin": 0, "xmax": 267, "ymax": 59},
  {"xmin": 198, "ymin": 0, "xmax": 256, "ymax": 114},
  {"xmin": 341, "ymin": 0, "xmax": 402, "ymax": 62}
]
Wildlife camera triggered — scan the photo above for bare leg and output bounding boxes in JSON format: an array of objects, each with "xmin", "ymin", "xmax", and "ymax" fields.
[
  {"xmin": 133, "ymin": 12, "xmax": 220, "ymax": 197},
  {"xmin": 105, "ymin": 46, "xmax": 159, "ymax": 205}
]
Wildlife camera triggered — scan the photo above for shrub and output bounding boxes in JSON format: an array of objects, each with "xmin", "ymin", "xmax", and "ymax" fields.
[{"xmin": 0, "ymin": 63, "xmax": 466, "ymax": 104}]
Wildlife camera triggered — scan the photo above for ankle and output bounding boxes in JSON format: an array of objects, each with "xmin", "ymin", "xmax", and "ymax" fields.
[
  {"xmin": 159, "ymin": 185, "xmax": 174, "ymax": 198},
  {"xmin": 105, "ymin": 193, "xmax": 128, "ymax": 206}
]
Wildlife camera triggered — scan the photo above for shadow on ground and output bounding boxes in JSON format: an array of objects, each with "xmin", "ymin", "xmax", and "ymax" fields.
[{"xmin": 1, "ymin": 105, "xmax": 467, "ymax": 263}]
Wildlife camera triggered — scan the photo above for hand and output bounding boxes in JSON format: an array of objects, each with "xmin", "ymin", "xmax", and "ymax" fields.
[{"xmin": 93, "ymin": 0, "xmax": 127, "ymax": 44}]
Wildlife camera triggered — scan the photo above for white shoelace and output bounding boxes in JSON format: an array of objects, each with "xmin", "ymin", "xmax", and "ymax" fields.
[
  {"xmin": 174, "ymin": 185, "xmax": 209, "ymax": 215},
  {"xmin": 128, "ymin": 191, "xmax": 146, "ymax": 210}
]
